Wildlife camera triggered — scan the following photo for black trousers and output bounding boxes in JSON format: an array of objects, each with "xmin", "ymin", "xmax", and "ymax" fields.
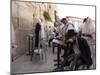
[{"xmin": 35, "ymin": 33, "xmax": 39, "ymax": 48}]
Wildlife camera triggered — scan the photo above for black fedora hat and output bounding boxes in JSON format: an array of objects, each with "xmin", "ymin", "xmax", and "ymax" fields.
[{"xmin": 67, "ymin": 30, "xmax": 77, "ymax": 37}]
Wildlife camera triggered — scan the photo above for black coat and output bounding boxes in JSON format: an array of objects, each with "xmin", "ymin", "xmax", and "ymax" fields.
[
  {"xmin": 35, "ymin": 23, "xmax": 41, "ymax": 34},
  {"xmin": 35, "ymin": 23, "xmax": 41, "ymax": 47},
  {"xmin": 77, "ymin": 37, "xmax": 93, "ymax": 66}
]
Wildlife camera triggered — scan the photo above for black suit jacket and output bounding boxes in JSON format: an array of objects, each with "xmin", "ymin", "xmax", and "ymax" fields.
[{"xmin": 77, "ymin": 37, "xmax": 93, "ymax": 66}]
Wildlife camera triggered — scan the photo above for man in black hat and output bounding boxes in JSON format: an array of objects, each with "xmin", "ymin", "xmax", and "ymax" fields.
[{"xmin": 60, "ymin": 30, "xmax": 93, "ymax": 70}]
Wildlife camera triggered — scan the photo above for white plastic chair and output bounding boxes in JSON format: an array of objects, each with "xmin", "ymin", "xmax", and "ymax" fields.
[{"xmin": 32, "ymin": 38, "xmax": 48, "ymax": 63}]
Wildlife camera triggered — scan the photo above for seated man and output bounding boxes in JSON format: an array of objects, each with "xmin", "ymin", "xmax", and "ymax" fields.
[{"xmin": 60, "ymin": 30, "xmax": 93, "ymax": 71}]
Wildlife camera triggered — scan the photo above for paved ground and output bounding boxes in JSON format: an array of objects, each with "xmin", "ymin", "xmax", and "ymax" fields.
[
  {"xmin": 11, "ymin": 47, "xmax": 58, "ymax": 74},
  {"xmin": 11, "ymin": 42, "xmax": 96, "ymax": 74}
]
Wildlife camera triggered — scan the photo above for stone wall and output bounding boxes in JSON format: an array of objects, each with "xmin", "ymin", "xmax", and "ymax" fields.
[{"xmin": 11, "ymin": 1, "xmax": 57, "ymax": 60}]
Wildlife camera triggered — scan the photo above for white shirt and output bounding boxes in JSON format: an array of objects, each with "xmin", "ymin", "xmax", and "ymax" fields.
[
  {"xmin": 56, "ymin": 22, "xmax": 76, "ymax": 37},
  {"xmin": 48, "ymin": 27, "xmax": 55, "ymax": 39},
  {"xmin": 82, "ymin": 23, "xmax": 94, "ymax": 34},
  {"xmin": 40, "ymin": 22, "xmax": 46, "ymax": 40},
  {"xmin": 73, "ymin": 38, "xmax": 80, "ymax": 55},
  {"xmin": 11, "ymin": 24, "xmax": 16, "ymax": 44},
  {"xmin": 81, "ymin": 18, "xmax": 95, "ymax": 34}
]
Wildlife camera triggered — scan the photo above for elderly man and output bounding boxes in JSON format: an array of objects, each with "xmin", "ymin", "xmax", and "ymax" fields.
[
  {"xmin": 58, "ymin": 30, "xmax": 93, "ymax": 71},
  {"xmin": 56, "ymin": 18, "xmax": 75, "ymax": 39}
]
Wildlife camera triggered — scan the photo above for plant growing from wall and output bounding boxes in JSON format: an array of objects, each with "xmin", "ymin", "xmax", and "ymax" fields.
[
  {"xmin": 49, "ymin": 5, "xmax": 51, "ymax": 9},
  {"xmin": 43, "ymin": 11, "xmax": 52, "ymax": 22}
]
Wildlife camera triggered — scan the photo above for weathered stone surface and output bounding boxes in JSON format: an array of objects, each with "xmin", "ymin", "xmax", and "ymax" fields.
[{"xmin": 11, "ymin": 1, "xmax": 57, "ymax": 59}]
